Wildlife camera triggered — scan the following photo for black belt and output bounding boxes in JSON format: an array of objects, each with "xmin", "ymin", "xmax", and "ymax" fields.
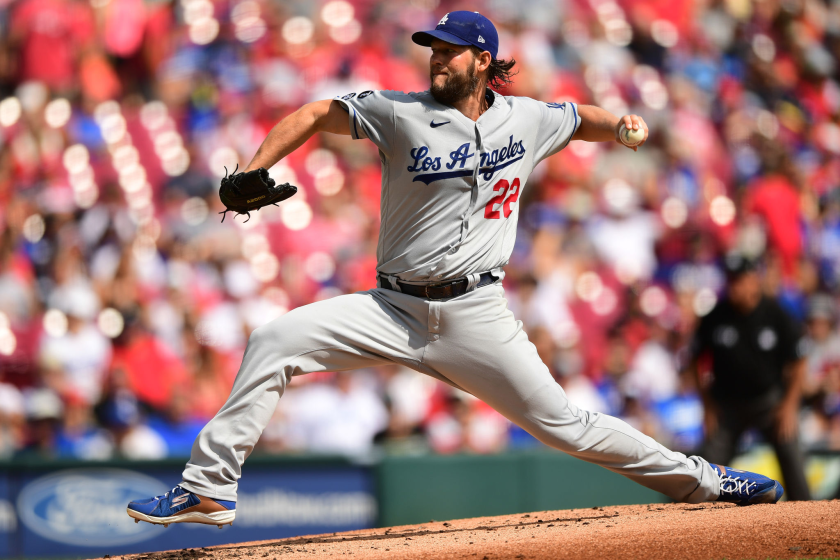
[{"xmin": 378, "ymin": 272, "xmax": 497, "ymax": 300}]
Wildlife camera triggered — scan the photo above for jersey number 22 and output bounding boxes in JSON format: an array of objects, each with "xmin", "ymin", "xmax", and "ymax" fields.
[{"xmin": 484, "ymin": 178, "xmax": 521, "ymax": 219}]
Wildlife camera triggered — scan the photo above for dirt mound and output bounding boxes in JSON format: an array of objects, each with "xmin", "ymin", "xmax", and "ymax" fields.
[{"xmin": 106, "ymin": 500, "xmax": 840, "ymax": 560}]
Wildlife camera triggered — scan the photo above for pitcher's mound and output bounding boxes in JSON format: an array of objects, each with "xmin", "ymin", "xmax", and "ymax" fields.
[{"xmin": 108, "ymin": 500, "xmax": 840, "ymax": 560}]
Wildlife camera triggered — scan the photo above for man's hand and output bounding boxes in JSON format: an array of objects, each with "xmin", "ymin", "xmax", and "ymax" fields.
[
  {"xmin": 615, "ymin": 114, "xmax": 649, "ymax": 152},
  {"xmin": 571, "ymin": 106, "xmax": 649, "ymax": 150}
]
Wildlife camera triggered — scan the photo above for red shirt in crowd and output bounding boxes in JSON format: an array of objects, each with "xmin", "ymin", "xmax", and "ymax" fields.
[
  {"xmin": 110, "ymin": 332, "xmax": 189, "ymax": 410},
  {"xmin": 11, "ymin": 0, "xmax": 95, "ymax": 90},
  {"xmin": 743, "ymin": 174, "xmax": 802, "ymax": 277}
]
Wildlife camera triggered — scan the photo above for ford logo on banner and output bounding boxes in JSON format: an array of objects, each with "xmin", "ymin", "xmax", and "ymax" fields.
[{"xmin": 17, "ymin": 468, "xmax": 168, "ymax": 547}]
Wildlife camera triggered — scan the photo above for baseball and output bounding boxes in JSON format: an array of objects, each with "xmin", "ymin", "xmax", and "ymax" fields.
[{"xmin": 619, "ymin": 123, "xmax": 645, "ymax": 147}]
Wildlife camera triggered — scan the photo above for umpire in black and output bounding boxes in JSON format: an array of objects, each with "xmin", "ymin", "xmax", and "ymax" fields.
[{"xmin": 690, "ymin": 254, "xmax": 811, "ymax": 500}]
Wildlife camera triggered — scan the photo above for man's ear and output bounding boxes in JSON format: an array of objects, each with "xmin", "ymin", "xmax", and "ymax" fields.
[{"xmin": 477, "ymin": 51, "xmax": 492, "ymax": 72}]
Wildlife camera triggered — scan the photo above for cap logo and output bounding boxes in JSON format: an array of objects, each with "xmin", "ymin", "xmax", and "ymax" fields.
[
  {"xmin": 478, "ymin": 35, "xmax": 485, "ymax": 43},
  {"xmin": 438, "ymin": 13, "xmax": 449, "ymax": 25}
]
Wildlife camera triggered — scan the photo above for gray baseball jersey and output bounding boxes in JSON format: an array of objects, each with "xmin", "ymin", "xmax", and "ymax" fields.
[{"xmin": 335, "ymin": 90, "xmax": 579, "ymax": 282}]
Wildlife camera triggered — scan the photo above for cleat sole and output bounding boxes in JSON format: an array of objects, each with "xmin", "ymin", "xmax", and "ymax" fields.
[{"xmin": 127, "ymin": 508, "xmax": 235, "ymax": 527}]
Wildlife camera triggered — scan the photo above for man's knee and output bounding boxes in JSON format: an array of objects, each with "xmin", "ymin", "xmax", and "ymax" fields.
[
  {"xmin": 513, "ymin": 386, "xmax": 591, "ymax": 451},
  {"xmin": 245, "ymin": 316, "xmax": 302, "ymax": 362},
  {"xmin": 246, "ymin": 310, "xmax": 330, "ymax": 366},
  {"xmin": 247, "ymin": 322, "xmax": 275, "ymax": 347},
  {"xmin": 248, "ymin": 312, "xmax": 303, "ymax": 349}
]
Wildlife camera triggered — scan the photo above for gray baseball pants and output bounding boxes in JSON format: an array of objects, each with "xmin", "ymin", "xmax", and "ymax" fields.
[{"xmin": 180, "ymin": 283, "xmax": 719, "ymax": 503}]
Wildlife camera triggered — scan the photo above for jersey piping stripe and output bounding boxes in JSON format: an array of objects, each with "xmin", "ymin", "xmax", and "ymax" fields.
[
  {"xmin": 352, "ymin": 107, "xmax": 361, "ymax": 140},
  {"xmin": 560, "ymin": 102, "xmax": 579, "ymax": 151}
]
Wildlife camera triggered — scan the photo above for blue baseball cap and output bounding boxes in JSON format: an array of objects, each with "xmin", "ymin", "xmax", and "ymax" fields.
[{"xmin": 412, "ymin": 11, "xmax": 499, "ymax": 60}]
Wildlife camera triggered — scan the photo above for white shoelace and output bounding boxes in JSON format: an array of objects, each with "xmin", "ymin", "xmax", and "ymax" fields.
[{"xmin": 719, "ymin": 475, "xmax": 757, "ymax": 496}]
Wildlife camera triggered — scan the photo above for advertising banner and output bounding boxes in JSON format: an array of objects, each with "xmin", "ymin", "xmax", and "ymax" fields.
[{"xmin": 4, "ymin": 459, "xmax": 376, "ymax": 558}]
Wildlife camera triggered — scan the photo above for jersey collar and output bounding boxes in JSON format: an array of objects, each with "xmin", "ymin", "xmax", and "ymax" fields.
[{"xmin": 484, "ymin": 88, "xmax": 497, "ymax": 111}]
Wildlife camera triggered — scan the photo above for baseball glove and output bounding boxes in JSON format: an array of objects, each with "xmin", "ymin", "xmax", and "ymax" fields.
[{"xmin": 218, "ymin": 165, "xmax": 298, "ymax": 223}]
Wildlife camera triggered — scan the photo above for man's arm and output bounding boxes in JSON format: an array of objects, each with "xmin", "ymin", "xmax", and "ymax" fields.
[
  {"xmin": 775, "ymin": 307, "xmax": 808, "ymax": 442},
  {"xmin": 776, "ymin": 358, "xmax": 805, "ymax": 441},
  {"xmin": 244, "ymin": 100, "xmax": 351, "ymax": 172},
  {"xmin": 571, "ymin": 104, "xmax": 649, "ymax": 151}
]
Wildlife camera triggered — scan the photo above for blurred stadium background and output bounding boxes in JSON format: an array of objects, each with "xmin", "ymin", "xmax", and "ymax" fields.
[{"xmin": 1, "ymin": 0, "xmax": 840, "ymax": 556}]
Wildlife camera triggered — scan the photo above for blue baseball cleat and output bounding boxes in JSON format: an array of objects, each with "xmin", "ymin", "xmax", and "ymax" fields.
[
  {"xmin": 712, "ymin": 464, "xmax": 784, "ymax": 505},
  {"xmin": 127, "ymin": 485, "xmax": 236, "ymax": 528}
]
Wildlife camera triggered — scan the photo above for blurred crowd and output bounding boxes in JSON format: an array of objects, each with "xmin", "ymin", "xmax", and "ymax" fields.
[{"xmin": 0, "ymin": 0, "xmax": 840, "ymax": 461}]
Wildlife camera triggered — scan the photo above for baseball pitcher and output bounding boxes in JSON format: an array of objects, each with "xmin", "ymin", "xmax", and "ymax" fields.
[{"xmin": 127, "ymin": 12, "xmax": 784, "ymax": 528}]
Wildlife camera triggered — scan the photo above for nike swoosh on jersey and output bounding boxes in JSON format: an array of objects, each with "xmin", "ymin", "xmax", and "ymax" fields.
[{"xmin": 430, "ymin": 120, "xmax": 451, "ymax": 128}]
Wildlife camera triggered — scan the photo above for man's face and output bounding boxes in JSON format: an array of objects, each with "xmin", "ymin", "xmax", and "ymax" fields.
[
  {"xmin": 429, "ymin": 39, "xmax": 480, "ymax": 104},
  {"xmin": 727, "ymin": 271, "xmax": 762, "ymax": 312},
  {"xmin": 807, "ymin": 316, "xmax": 832, "ymax": 342}
]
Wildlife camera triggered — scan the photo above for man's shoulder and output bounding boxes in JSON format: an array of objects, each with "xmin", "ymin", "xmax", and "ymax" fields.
[
  {"xmin": 338, "ymin": 89, "xmax": 418, "ymax": 103},
  {"xmin": 369, "ymin": 89, "xmax": 432, "ymax": 102},
  {"xmin": 353, "ymin": 89, "xmax": 443, "ymax": 110},
  {"xmin": 703, "ymin": 298, "xmax": 733, "ymax": 324},
  {"xmin": 500, "ymin": 95, "xmax": 572, "ymax": 109},
  {"xmin": 758, "ymin": 296, "xmax": 801, "ymax": 328},
  {"xmin": 404, "ymin": 90, "xmax": 447, "ymax": 107},
  {"xmin": 756, "ymin": 296, "xmax": 791, "ymax": 318}
]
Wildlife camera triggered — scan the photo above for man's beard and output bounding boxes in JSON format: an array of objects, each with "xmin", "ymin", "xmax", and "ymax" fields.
[{"xmin": 430, "ymin": 64, "xmax": 480, "ymax": 105}]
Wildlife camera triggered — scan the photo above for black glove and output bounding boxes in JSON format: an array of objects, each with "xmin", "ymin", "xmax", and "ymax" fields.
[{"xmin": 218, "ymin": 165, "xmax": 297, "ymax": 223}]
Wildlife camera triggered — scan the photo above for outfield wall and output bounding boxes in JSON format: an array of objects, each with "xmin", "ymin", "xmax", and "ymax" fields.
[{"xmin": 0, "ymin": 449, "xmax": 837, "ymax": 558}]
